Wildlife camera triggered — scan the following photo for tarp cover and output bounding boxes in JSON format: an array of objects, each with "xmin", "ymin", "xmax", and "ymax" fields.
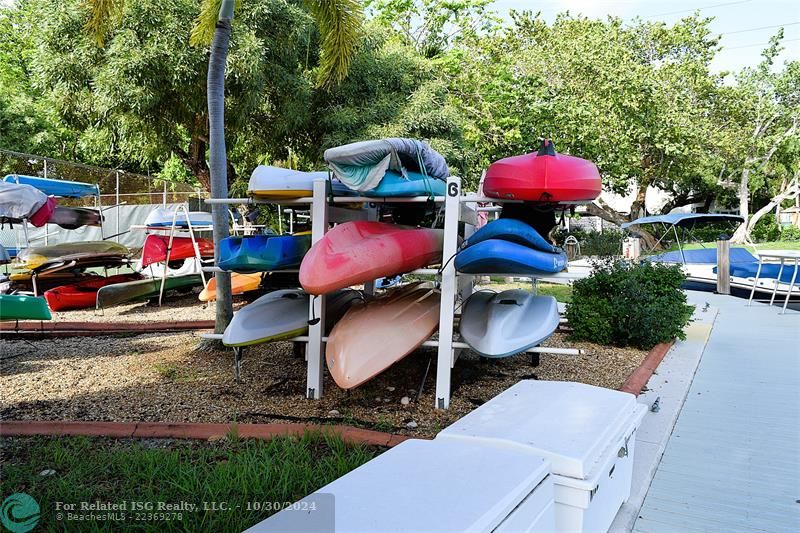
[
  {"xmin": 324, "ymin": 138, "xmax": 448, "ymax": 191},
  {"xmin": 646, "ymin": 247, "xmax": 757, "ymax": 264},
  {"xmin": 621, "ymin": 213, "xmax": 743, "ymax": 229},
  {"xmin": 0, "ymin": 181, "xmax": 48, "ymax": 221}
]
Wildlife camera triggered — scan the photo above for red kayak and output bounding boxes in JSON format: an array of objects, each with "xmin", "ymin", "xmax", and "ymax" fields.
[
  {"xmin": 140, "ymin": 234, "xmax": 214, "ymax": 267},
  {"xmin": 299, "ymin": 221, "xmax": 444, "ymax": 295},
  {"xmin": 483, "ymin": 139, "xmax": 601, "ymax": 203},
  {"xmin": 43, "ymin": 273, "xmax": 143, "ymax": 311}
]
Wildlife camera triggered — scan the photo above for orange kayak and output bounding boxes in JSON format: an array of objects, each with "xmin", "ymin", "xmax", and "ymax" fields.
[
  {"xmin": 326, "ymin": 283, "xmax": 440, "ymax": 389},
  {"xmin": 199, "ymin": 273, "xmax": 262, "ymax": 302}
]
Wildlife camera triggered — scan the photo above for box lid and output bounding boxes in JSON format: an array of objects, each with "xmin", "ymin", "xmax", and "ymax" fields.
[
  {"xmin": 437, "ymin": 381, "xmax": 640, "ymax": 481},
  {"xmin": 248, "ymin": 438, "xmax": 551, "ymax": 532}
]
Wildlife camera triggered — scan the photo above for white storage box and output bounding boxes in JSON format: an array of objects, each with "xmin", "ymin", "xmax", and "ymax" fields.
[
  {"xmin": 437, "ymin": 381, "xmax": 647, "ymax": 533},
  {"xmin": 248, "ymin": 438, "xmax": 555, "ymax": 532}
]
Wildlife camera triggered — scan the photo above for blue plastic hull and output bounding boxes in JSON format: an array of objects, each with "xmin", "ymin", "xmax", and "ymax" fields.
[
  {"xmin": 3, "ymin": 175, "xmax": 98, "ymax": 198},
  {"xmin": 455, "ymin": 239, "xmax": 567, "ymax": 274},
  {"xmin": 463, "ymin": 218, "xmax": 559, "ymax": 253},
  {"xmin": 219, "ymin": 234, "xmax": 311, "ymax": 273},
  {"xmin": 363, "ymin": 170, "xmax": 446, "ymax": 198}
]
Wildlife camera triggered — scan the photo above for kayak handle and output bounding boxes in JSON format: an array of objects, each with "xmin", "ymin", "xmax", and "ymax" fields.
[{"xmin": 498, "ymin": 299, "xmax": 521, "ymax": 306}]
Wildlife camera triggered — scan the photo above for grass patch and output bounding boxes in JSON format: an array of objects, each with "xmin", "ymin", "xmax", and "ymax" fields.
[
  {"xmin": 0, "ymin": 434, "xmax": 378, "ymax": 532},
  {"xmin": 536, "ymin": 283, "xmax": 573, "ymax": 303}
]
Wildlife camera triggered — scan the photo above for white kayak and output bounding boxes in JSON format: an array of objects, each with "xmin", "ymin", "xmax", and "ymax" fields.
[
  {"xmin": 459, "ymin": 290, "xmax": 560, "ymax": 358},
  {"xmin": 144, "ymin": 207, "xmax": 213, "ymax": 228},
  {"xmin": 222, "ymin": 289, "xmax": 360, "ymax": 347},
  {"xmin": 247, "ymin": 165, "xmax": 355, "ymax": 199}
]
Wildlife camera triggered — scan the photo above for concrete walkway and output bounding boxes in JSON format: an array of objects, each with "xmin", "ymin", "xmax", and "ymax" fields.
[{"xmin": 634, "ymin": 292, "xmax": 800, "ymax": 532}]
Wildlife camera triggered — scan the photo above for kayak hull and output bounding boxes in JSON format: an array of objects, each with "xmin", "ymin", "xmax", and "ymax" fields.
[
  {"xmin": 248, "ymin": 166, "xmax": 354, "ymax": 199},
  {"xmin": 299, "ymin": 221, "xmax": 444, "ymax": 295},
  {"xmin": 0, "ymin": 294, "xmax": 52, "ymax": 321},
  {"xmin": 144, "ymin": 207, "xmax": 213, "ymax": 228},
  {"xmin": 218, "ymin": 233, "xmax": 311, "ymax": 273},
  {"xmin": 43, "ymin": 274, "xmax": 142, "ymax": 311},
  {"xmin": 96, "ymin": 275, "xmax": 202, "ymax": 308},
  {"xmin": 141, "ymin": 235, "xmax": 215, "ymax": 268},
  {"xmin": 460, "ymin": 291, "xmax": 559, "ymax": 357},
  {"xmin": 455, "ymin": 239, "xmax": 567, "ymax": 275},
  {"xmin": 48, "ymin": 207, "xmax": 102, "ymax": 229},
  {"xmin": 463, "ymin": 218, "xmax": 559, "ymax": 253},
  {"xmin": 2, "ymin": 174, "xmax": 98, "ymax": 198},
  {"xmin": 363, "ymin": 170, "xmax": 446, "ymax": 198},
  {"xmin": 16, "ymin": 242, "xmax": 130, "ymax": 271},
  {"xmin": 199, "ymin": 273, "xmax": 262, "ymax": 302},
  {"xmin": 326, "ymin": 283, "xmax": 440, "ymax": 389}
]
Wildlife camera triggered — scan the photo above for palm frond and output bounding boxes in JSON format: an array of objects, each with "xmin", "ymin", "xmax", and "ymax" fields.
[
  {"xmin": 83, "ymin": 0, "xmax": 124, "ymax": 46},
  {"xmin": 305, "ymin": 0, "xmax": 364, "ymax": 88},
  {"xmin": 191, "ymin": 0, "xmax": 241, "ymax": 47}
]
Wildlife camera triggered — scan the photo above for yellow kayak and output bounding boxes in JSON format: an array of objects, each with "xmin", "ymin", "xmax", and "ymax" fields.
[{"xmin": 199, "ymin": 272, "xmax": 262, "ymax": 302}]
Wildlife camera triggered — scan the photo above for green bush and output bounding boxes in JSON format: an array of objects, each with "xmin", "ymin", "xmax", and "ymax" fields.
[
  {"xmin": 566, "ymin": 260, "xmax": 694, "ymax": 349},
  {"xmin": 781, "ymin": 225, "xmax": 800, "ymax": 241},
  {"xmin": 751, "ymin": 214, "xmax": 781, "ymax": 242}
]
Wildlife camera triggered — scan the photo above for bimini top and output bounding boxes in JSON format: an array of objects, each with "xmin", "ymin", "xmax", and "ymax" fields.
[{"xmin": 621, "ymin": 212, "xmax": 743, "ymax": 229}]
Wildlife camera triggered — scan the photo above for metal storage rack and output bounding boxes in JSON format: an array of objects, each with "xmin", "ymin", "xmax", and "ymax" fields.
[{"xmin": 205, "ymin": 176, "xmax": 582, "ymax": 409}]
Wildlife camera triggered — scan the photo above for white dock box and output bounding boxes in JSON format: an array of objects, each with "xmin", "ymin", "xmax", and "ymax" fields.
[
  {"xmin": 247, "ymin": 438, "xmax": 556, "ymax": 532},
  {"xmin": 438, "ymin": 381, "xmax": 647, "ymax": 533}
]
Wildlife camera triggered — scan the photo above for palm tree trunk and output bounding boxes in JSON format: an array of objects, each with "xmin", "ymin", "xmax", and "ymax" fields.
[{"xmin": 207, "ymin": 1, "xmax": 235, "ymax": 333}]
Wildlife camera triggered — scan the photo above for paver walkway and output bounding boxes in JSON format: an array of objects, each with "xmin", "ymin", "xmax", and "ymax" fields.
[{"xmin": 634, "ymin": 292, "xmax": 800, "ymax": 532}]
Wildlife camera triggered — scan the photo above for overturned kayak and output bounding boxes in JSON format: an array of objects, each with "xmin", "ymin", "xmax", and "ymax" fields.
[
  {"xmin": 222, "ymin": 289, "xmax": 359, "ymax": 347},
  {"xmin": 48, "ymin": 207, "xmax": 103, "ymax": 229},
  {"xmin": 299, "ymin": 221, "xmax": 443, "ymax": 295},
  {"xmin": 326, "ymin": 283, "xmax": 440, "ymax": 389},
  {"xmin": 455, "ymin": 239, "xmax": 567, "ymax": 275},
  {"xmin": 483, "ymin": 139, "xmax": 601, "ymax": 203},
  {"xmin": 363, "ymin": 170, "xmax": 446, "ymax": 198},
  {"xmin": 460, "ymin": 291, "xmax": 559, "ymax": 358},
  {"xmin": 247, "ymin": 166, "xmax": 354, "ymax": 199},
  {"xmin": 144, "ymin": 207, "xmax": 213, "ymax": 228},
  {"xmin": 96, "ymin": 275, "xmax": 202, "ymax": 308},
  {"xmin": 218, "ymin": 233, "xmax": 311, "ymax": 273},
  {"xmin": 0, "ymin": 294, "xmax": 52, "ymax": 321},
  {"xmin": 141, "ymin": 234, "xmax": 215, "ymax": 268},
  {"xmin": 463, "ymin": 218, "xmax": 560, "ymax": 254},
  {"xmin": 16, "ymin": 241, "xmax": 130, "ymax": 271},
  {"xmin": 2, "ymin": 174, "xmax": 98, "ymax": 198},
  {"xmin": 199, "ymin": 272, "xmax": 262, "ymax": 302},
  {"xmin": 43, "ymin": 273, "xmax": 142, "ymax": 311}
]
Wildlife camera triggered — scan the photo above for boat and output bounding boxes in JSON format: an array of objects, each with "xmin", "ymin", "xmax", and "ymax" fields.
[
  {"xmin": 459, "ymin": 291, "xmax": 560, "ymax": 357},
  {"xmin": 362, "ymin": 170, "xmax": 446, "ymax": 198},
  {"xmin": 48, "ymin": 206, "xmax": 103, "ymax": 229},
  {"xmin": 299, "ymin": 221, "xmax": 444, "ymax": 295},
  {"xmin": 455, "ymin": 239, "xmax": 567, "ymax": 274},
  {"xmin": 218, "ymin": 233, "xmax": 311, "ymax": 273},
  {"xmin": 623, "ymin": 213, "xmax": 799, "ymax": 300},
  {"xmin": 96, "ymin": 274, "xmax": 203, "ymax": 308},
  {"xmin": 0, "ymin": 180, "xmax": 57, "ymax": 227},
  {"xmin": 144, "ymin": 207, "xmax": 213, "ymax": 228},
  {"xmin": 247, "ymin": 166, "xmax": 355, "ymax": 199},
  {"xmin": 0, "ymin": 294, "xmax": 52, "ymax": 321},
  {"xmin": 140, "ymin": 234, "xmax": 215, "ymax": 268},
  {"xmin": 324, "ymin": 138, "xmax": 449, "ymax": 192},
  {"xmin": 483, "ymin": 139, "xmax": 601, "ymax": 203},
  {"xmin": 43, "ymin": 273, "xmax": 142, "ymax": 311},
  {"xmin": 326, "ymin": 283, "xmax": 440, "ymax": 389},
  {"xmin": 15, "ymin": 241, "xmax": 130, "ymax": 271},
  {"xmin": 2, "ymin": 174, "xmax": 99, "ymax": 198},
  {"xmin": 463, "ymin": 218, "xmax": 560, "ymax": 253},
  {"xmin": 198, "ymin": 272, "xmax": 262, "ymax": 302},
  {"xmin": 222, "ymin": 289, "xmax": 360, "ymax": 347}
]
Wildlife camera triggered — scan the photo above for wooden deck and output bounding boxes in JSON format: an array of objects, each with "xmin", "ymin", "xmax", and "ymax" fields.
[{"xmin": 634, "ymin": 292, "xmax": 800, "ymax": 532}]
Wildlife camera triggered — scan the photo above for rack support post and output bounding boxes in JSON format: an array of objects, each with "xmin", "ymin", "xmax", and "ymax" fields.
[{"xmin": 306, "ymin": 179, "xmax": 329, "ymax": 399}]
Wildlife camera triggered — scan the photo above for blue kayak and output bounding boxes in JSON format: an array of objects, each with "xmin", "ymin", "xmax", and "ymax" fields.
[
  {"xmin": 455, "ymin": 239, "xmax": 567, "ymax": 275},
  {"xmin": 463, "ymin": 218, "xmax": 560, "ymax": 254},
  {"xmin": 219, "ymin": 233, "xmax": 312, "ymax": 273},
  {"xmin": 3, "ymin": 175, "xmax": 99, "ymax": 198},
  {"xmin": 363, "ymin": 170, "xmax": 446, "ymax": 198}
]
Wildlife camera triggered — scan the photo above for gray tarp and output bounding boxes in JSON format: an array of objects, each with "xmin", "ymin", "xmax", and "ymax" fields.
[
  {"xmin": 324, "ymin": 138, "xmax": 449, "ymax": 192},
  {"xmin": 0, "ymin": 181, "xmax": 48, "ymax": 221}
]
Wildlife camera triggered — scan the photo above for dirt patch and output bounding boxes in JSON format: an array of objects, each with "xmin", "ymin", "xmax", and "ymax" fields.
[{"xmin": 1, "ymin": 309, "xmax": 646, "ymax": 438}]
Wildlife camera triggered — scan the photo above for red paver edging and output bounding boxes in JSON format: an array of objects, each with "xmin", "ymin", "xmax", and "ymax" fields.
[
  {"xmin": 0, "ymin": 320, "xmax": 215, "ymax": 336},
  {"xmin": 0, "ymin": 421, "xmax": 414, "ymax": 448},
  {"xmin": 619, "ymin": 340, "xmax": 675, "ymax": 396}
]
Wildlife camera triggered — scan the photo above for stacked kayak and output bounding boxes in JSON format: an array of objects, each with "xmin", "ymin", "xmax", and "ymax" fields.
[
  {"xmin": 97, "ymin": 275, "xmax": 203, "ymax": 309},
  {"xmin": 2, "ymin": 175, "xmax": 98, "ymax": 198},
  {"xmin": 16, "ymin": 241, "xmax": 131, "ymax": 272},
  {"xmin": 362, "ymin": 170, "xmax": 445, "ymax": 198},
  {"xmin": 43, "ymin": 273, "xmax": 142, "ymax": 311},
  {"xmin": 326, "ymin": 283, "xmax": 440, "ymax": 389},
  {"xmin": 455, "ymin": 218, "xmax": 567, "ymax": 275},
  {"xmin": 48, "ymin": 207, "xmax": 103, "ymax": 230},
  {"xmin": 247, "ymin": 166, "xmax": 354, "ymax": 199},
  {"xmin": 222, "ymin": 289, "xmax": 360, "ymax": 347},
  {"xmin": 460, "ymin": 290, "xmax": 560, "ymax": 357},
  {"xmin": 141, "ymin": 235, "xmax": 215, "ymax": 268},
  {"xmin": 299, "ymin": 221, "xmax": 443, "ymax": 294},
  {"xmin": 483, "ymin": 139, "xmax": 601, "ymax": 203},
  {"xmin": 0, "ymin": 294, "xmax": 52, "ymax": 321},
  {"xmin": 144, "ymin": 207, "xmax": 213, "ymax": 228},
  {"xmin": 199, "ymin": 273, "xmax": 262, "ymax": 302},
  {"xmin": 218, "ymin": 233, "xmax": 311, "ymax": 273}
]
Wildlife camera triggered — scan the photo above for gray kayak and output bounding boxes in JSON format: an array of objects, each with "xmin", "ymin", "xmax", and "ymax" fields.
[
  {"xmin": 459, "ymin": 290, "xmax": 560, "ymax": 358},
  {"xmin": 222, "ymin": 289, "xmax": 360, "ymax": 347},
  {"xmin": 96, "ymin": 275, "xmax": 202, "ymax": 309}
]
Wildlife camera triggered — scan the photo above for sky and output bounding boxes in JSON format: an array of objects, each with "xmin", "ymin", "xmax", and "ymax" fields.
[{"xmin": 491, "ymin": 0, "xmax": 799, "ymax": 74}]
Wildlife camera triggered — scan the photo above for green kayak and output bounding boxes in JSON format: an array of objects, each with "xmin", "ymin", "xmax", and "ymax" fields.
[
  {"xmin": 96, "ymin": 275, "xmax": 203, "ymax": 309},
  {"xmin": 0, "ymin": 294, "xmax": 52, "ymax": 321}
]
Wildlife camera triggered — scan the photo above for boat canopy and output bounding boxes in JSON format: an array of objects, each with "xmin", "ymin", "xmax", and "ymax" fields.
[{"xmin": 621, "ymin": 213, "xmax": 743, "ymax": 229}]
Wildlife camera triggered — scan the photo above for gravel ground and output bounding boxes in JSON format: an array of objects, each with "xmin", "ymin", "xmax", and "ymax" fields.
[
  {"xmin": 1, "ymin": 295, "xmax": 647, "ymax": 437},
  {"xmin": 48, "ymin": 290, "xmax": 220, "ymax": 323}
]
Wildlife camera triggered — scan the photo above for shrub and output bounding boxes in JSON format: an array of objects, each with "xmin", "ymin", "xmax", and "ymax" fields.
[
  {"xmin": 751, "ymin": 214, "xmax": 781, "ymax": 242},
  {"xmin": 781, "ymin": 225, "xmax": 800, "ymax": 241},
  {"xmin": 566, "ymin": 260, "xmax": 694, "ymax": 349}
]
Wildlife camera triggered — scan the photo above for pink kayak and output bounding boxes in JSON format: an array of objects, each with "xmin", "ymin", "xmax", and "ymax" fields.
[
  {"xmin": 326, "ymin": 283, "xmax": 440, "ymax": 389},
  {"xmin": 299, "ymin": 221, "xmax": 444, "ymax": 295}
]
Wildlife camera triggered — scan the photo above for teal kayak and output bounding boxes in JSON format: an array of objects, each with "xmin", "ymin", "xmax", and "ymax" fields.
[
  {"xmin": 218, "ymin": 233, "xmax": 311, "ymax": 273},
  {"xmin": 0, "ymin": 294, "xmax": 52, "ymax": 321},
  {"xmin": 364, "ymin": 170, "xmax": 446, "ymax": 198},
  {"xmin": 2, "ymin": 175, "xmax": 99, "ymax": 198}
]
